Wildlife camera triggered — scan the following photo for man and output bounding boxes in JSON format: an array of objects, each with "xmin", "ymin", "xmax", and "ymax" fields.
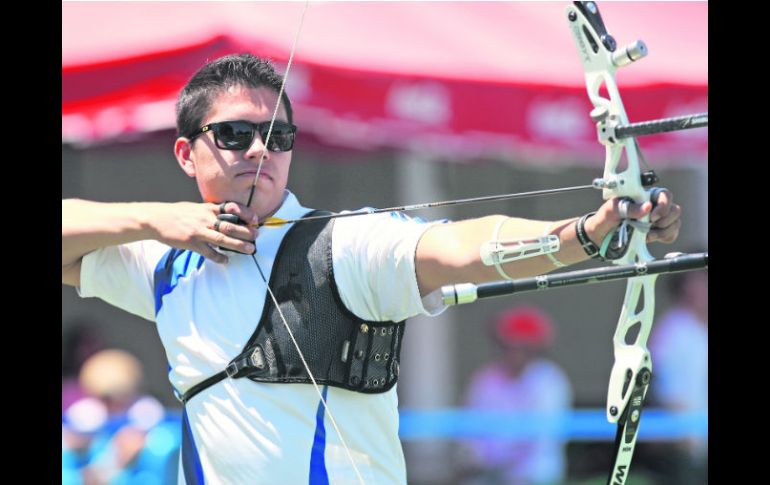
[
  {"xmin": 463, "ymin": 307, "xmax": 572, "ymax": 485},
  {"xmin": 645, "ymin": 270, "xmax": 708, "ymax": 484},
  {"xmin": 62, "ymin": 53, "xmax": 681, "ymax": 485}
]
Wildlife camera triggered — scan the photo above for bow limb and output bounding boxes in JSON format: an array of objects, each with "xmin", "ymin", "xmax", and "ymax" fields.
[{"xmin": 566, "ymin": 3, "xmax": 657, "ymax": 483}]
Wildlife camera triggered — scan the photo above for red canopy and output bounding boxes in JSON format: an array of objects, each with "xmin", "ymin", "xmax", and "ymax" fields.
[{"xmin": 62, "ymin": 2, "xmax": 708, "ymax": 166}]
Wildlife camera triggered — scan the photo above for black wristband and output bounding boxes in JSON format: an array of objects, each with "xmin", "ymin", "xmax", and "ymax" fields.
[{"xmin": 575, "ymin": 212, "xmax": 602, "ymax": 259}]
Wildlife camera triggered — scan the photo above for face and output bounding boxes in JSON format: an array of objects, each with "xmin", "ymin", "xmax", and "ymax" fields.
[
  {"xmin": 174, "ymin": 85, "xmax": 293, "ymax": 218},
  {"xmin": 501, "ymin": 344, "xmax": 540, "ymax": 376}
]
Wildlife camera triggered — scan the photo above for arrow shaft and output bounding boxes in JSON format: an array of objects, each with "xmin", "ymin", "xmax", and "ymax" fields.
[{"xmin": 261, "ymin": 184, "xmax": 595, "ymax": 227}]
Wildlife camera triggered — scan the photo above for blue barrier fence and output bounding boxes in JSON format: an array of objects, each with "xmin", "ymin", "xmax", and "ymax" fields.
[
  {"xmin": 65, "ymin": 407, "xmax": 706, "ymax": 441},
  {"xmin": 63, "ymin": 408, "xmax": 707, "ymax": 483},
  {"xmin": 397, "ymin": 408, "xmax": 708, "ymax": 440}
]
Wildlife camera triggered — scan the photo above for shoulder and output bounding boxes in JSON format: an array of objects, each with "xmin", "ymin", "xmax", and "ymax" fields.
[
  {"xmin": 469, "ymin": 363, "xmax": 507, "ymax": 386},
  {"xmin": 333, "ymin": 209, "xmax": 446, "ymax": 252},
  {"xmin": 326, "ymin": 208, "xmax": 449, "ymax": 321},
  {"xmin": 526, "ymin": 359, "xmax": 570, "ymax": 385}
]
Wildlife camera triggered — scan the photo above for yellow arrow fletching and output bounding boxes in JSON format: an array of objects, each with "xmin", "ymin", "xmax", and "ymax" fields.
[{"xmin": 260, "ymin": 217, "xmax": 289, "ymax": 227}]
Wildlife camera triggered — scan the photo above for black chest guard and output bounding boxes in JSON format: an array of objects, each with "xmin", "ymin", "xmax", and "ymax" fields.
[{"xmin": 180, "ymin": 211, "xmax": 406, "ymax": 403}]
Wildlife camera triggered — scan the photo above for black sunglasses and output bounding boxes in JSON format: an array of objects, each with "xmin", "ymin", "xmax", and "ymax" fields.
[{"xmin": 188, "ymin": 120, "xmax": 297, "ymax": 152}]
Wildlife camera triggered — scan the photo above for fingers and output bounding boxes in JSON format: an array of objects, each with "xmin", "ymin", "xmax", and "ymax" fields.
[
  {"xmin": 204, "ymin": 201, "xmax": 259, "ymax": 256},
  {"xmin": 647, "ymin": 218, "xmax": 681, "ymax": 244},
  {"xmin": 151, "ymin": 201, "xmax": 262, "ymax": 263},
  {"xmin": 606, "ymin": 190, "xmax": 682, "ymax": 245},
  {"xmin": 210, "ymin": 221, "xmax": 256, "ymax": 255},
  {"xmin": 651, "ymin": 199, "xmax": 681, "ymax": 228},
  {"xmin": 612, "ymin": 198, "xmax": 652, "ymax": 221},
  {"xmin": 610, "ymin": 190, "xmax": 677, "ymax": 223},
  {"xmin": 194, "ymin": 242, "xmax": 230, "ymax": 264},
  {"xmin": 649, "ymin": 188, "xmax": 672, "ymax": 221},
  {"xmin": 217, "ymin": 201, "xmax": 260, "ymax": 226},
  {"xmin": 648, "ymin": 203, "xmax": 682, "ymax": 243}
]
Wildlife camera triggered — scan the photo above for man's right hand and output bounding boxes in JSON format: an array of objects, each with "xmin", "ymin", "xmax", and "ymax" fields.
[
  {"xmin": 146, "ymin": 201, "xmax": 260, "ymax": 263},
  {"xmin": 62, "ymin": 199, "xmax": 261, "ymax": 287}
]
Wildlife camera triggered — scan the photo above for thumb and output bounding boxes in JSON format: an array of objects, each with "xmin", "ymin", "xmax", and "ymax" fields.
[{"xmin": 617, "ymin": 198, "xmax": 653, "ymax": 220}]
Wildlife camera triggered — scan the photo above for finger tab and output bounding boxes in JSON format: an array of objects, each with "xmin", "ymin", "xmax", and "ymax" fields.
[{"xmin": 218, "ymin": 214, "xmax": 247, "ymax": 225}]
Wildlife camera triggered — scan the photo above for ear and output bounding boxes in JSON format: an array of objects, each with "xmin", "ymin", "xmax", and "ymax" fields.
[{"xmin": 174, "ymin": 138, "xmax": 197, "ymax": 178}]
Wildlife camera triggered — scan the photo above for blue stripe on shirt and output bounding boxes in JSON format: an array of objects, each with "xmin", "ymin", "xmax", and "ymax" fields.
[
  {"xmin": 181, "ymin": 407, "xmax": 205, "ymax": 485},
  {"xmin": 153, "ymin": 248, "xmax": 205, "ymax": 315},
  {"xmin": 309, "ymin": 385, "xmax": 330, "ymax": 485}
]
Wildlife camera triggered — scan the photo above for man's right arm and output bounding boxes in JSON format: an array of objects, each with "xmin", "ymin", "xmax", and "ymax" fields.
[{"xmin": 62, "ymin": 199, "xmax": 260, "ymax": 287}]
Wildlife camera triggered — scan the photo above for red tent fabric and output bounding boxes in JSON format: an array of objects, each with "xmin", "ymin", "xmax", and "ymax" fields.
[{"xmin": 62, "ymin": 2, "xmax": 707, "ymax": 166}]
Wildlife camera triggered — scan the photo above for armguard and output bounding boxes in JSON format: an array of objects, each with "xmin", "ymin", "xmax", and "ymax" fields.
[{"xmin": 479, "ymin": 218, "xmax": 561, "ymax": 280}]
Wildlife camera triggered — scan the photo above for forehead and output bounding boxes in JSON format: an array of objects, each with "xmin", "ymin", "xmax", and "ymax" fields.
[{"xmin": 203, "ymin": 85, "xmax": 287, "ymax": 124}]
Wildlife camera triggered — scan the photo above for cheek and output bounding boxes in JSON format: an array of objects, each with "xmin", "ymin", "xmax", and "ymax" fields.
[
  {"xmin": 271, "ymin": 155, "xmax": 292, "ymax": 184},
  {"xmin": 193, "ymin": 150, "xmax": 231, "ymax": 181},
  {"xmin": 191, "ymin": 159, "xmax": 231, "ymax": 201}
]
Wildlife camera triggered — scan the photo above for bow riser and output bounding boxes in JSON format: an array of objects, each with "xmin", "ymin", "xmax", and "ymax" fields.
[
  {"xmin": 600, "ymin": 141, "xmax": 648, "ymax": 204},
  {"xmin": 606, "ymin": 275, "xmax": 656, "ymax": 423}
]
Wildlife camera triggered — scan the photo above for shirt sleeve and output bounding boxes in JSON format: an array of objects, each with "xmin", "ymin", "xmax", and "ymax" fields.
[
  {"xmin": 77, "ymin": 240, "xmax": 170, "ymax": 322},
  {"xmin": 331, "ymin": 210, "xmax": 448, "ymax": 322}
]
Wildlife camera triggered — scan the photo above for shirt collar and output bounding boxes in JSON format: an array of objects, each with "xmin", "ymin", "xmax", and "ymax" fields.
[{"xmin": 271, "ymin": 190, "xmax": 312, "ymax": 221}]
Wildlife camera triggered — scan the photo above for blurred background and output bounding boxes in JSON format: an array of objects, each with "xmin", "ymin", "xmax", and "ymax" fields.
[{"xmin": 62, "ymin": 2, "xmax": 707, "ymax": 484}]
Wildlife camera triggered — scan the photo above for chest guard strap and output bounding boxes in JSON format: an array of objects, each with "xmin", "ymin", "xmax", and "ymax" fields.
[{"xmin": 180, "ymin": 211, "xmax": 406, "ymax": 403}]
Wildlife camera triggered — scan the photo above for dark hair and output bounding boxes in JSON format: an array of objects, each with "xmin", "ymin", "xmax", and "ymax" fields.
[{"xmin": 175, "ymin": 53, "xmax": 293, "ymax": 139}]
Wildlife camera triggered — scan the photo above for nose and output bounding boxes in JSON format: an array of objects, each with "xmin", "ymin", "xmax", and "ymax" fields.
[{"xmin": 244, "ymin": 132, "xmax": 269, "ymax": 163}]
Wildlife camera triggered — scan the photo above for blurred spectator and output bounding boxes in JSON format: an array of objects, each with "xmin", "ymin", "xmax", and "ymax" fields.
[
  {"xmin": 62, "ymin": 349, "xmax": 179, "ymax": 485},
  {"xmin": 461, "ymin": 306, "xmax": 573, "ymax": 485},
  {"xmin": 62, "ymin": 320, "xmax": 105, "ymax": 412},
  {"xmin": 645, "ymin": 270, "xmax": 708, "ymax": 485}
]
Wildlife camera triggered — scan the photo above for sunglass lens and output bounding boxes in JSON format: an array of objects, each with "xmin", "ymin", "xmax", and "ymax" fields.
[
  {"xmin": 268, "ymin": 131, "xmax": 295, "ymax": 151},
  {"xmin": 215, "ymin": 122, "xmax": 254, "ymax": 150},
  {"xmin": 261, "ymin": 123, "xmax": 295, "ymax": 152}
]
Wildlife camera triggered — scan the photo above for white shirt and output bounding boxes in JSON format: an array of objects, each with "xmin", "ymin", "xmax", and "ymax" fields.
[{"xmin": 77, "ymin": 191, "xmax": 446, "ymax": 485}]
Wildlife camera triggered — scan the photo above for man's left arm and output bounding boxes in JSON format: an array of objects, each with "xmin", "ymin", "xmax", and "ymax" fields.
[{"xmin": 414, "ymin": 193, "xmax": 681, "ymax": 296}]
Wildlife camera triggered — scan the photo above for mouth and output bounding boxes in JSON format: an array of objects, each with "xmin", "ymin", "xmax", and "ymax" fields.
[{"xmin": 237, "ymin": 171, "xmax": 271, "ymax": 181}]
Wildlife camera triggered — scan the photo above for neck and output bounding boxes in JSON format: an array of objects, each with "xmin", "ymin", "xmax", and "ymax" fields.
[{"xmin": 254, "ymin": 190, "xmax": 288, "ymax": 221}]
